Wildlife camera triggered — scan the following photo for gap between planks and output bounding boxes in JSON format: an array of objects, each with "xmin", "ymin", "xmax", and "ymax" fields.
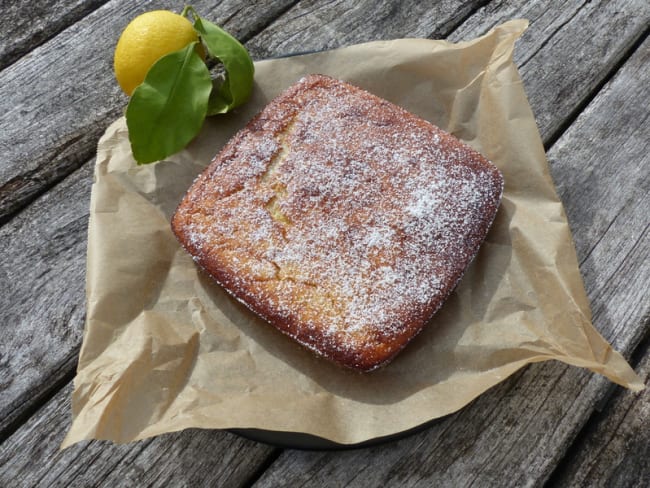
[
  {"xmin": 542, "ymin": 24, "xmax": 650, "ymax": 152},
  {"xmin": 0, "ymin": 0, "xmax": 298, "ymax": 74},
  {"xmin": 0, "ymin": 355, "xmax": 77, "ymax": 445},
  {"xmin": 241, "ymin": 449, "xmax": 284, "ymax": 488},
  {"xmin": 544, "ymin": 325, "xmax": 650, "ymax": 487},
  {"xmin": 0, "ymin": 0, "xmax": 110, "ymax": 72}
]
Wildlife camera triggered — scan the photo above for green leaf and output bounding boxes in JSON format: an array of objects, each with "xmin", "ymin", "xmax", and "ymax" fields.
[
  {"xmin": 126, "ymin": 42, "xmax": 212, "ymax": 164},
  {"xmin": 190, "ymin": 12, "xmax": 255, "ymax": 115}
]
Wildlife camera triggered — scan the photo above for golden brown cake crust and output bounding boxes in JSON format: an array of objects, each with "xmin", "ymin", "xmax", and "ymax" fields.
[{"xmin": 171, "ymin": 74, "xmax": 504, "ymax": 371}]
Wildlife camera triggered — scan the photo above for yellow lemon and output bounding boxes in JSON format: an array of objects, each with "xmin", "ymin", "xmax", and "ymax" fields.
[{"xmin": 114, "ymin": 10, "xmax": 201, "ymax": 96}]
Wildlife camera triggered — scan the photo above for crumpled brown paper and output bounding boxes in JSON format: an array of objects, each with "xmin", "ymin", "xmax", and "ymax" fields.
[{"xmin": 63, "ymin": 19, "xmax": 643, "ymax": 448}]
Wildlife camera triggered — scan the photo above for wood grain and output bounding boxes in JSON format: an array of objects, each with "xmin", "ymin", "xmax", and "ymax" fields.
[
  {"xmin": 449, "ymin": 0, "xmax": 650, "ymax": 143},
  {"xmin": 446, "ymin": 0, "xmax": 586, "ymax": 62},
  {"xmin": 549, "ymin": 337, "xmax": 649, "ymax": 488},
  {"xmin": 0, "ymin": 160, "xmax": 92, "ymax": 438},
  {"xmin": 0, "ymin": 0, "xmax": 108, "ymax": 71},
  {"xmin": 0, "ymin": 382, "xmax": 277, "ymax": 487},
  {"xmin": 0, "ymin": 0, "xmax": 295, "ymax": 225},
  {"xmin": 245, "ymin": 0, "xmax": 488, "ymax": 59},
  {"xmin": 546, "ymin": 35, "xmax": 650, "ymax": 354}
]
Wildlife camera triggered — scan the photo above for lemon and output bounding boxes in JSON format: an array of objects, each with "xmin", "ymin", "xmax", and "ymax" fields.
[{"xmin": 114, "ymin": 10, "xmax": 201, "ymax": 96}]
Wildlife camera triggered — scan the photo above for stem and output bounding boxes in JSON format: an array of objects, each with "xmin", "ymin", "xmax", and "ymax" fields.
[{"xmin": 181, "ymin": 5, "xmax": 199, "ymax": 22}]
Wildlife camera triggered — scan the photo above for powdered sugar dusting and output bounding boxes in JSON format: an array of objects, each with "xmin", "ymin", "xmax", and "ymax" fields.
[{"xmin": 173, "ymin": 75, "xmax": 503, "ymax": 369}]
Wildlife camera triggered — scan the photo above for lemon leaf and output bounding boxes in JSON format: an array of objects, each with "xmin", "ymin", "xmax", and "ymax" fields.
[
  {"xmin": 191, "ymin": 14, "xmax": 255, "ymax": 114},
  {"xmin": 126, "ymin": 42, "xmax": 211, "ymax": 164}
]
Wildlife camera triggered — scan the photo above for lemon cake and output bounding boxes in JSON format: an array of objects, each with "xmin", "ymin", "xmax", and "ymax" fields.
[{"xmin": 171, "ymin": 74, "xmax": 504, "ymax": 371}]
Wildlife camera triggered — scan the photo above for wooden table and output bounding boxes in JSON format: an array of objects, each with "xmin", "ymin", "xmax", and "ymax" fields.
[{"xmin": 1, "ymin": 1, "xmax": 648, "ymax": 486}]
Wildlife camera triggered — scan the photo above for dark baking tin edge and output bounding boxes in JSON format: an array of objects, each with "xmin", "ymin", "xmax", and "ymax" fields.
[{"xmin": 228, "ymin": 415, "xmax": 445, "ymax": 451}]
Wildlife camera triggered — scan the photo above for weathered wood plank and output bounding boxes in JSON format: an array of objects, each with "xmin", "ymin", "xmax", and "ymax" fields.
[
  {"xmin": 0, "ymin": 382, "xmax": 278, "ymax": 487},
  {"xmin": 0, "ymin": 1, "xmax": 648, "ymax": 485},
  {"xmin": 449, "ymin": 0, "xmax": 650, "ymax": 143},
  {"xmin": 245, "ymin": 0, "xmax": 487, "ymax": 59},
  {"xmin": 446, "ymin": 0, "xmax": 586, "ymax": 65},
  {"xmin": 251, "ymin": 24, "xmax": 650, "ymax": 488},
  {"xmin": 0, "ymin": 0, "xmax": 295, "ymax": 225},
  {"xmin": 0, "ymin": 0, "xmax": 109, "ymax": 71},
  {"xmin": 0, "ymin": 159, "xmax": 92, "ymax": 438},
  {"xmin": 549, "ymin": 337, "xmax": 649, "ymax": 488}
]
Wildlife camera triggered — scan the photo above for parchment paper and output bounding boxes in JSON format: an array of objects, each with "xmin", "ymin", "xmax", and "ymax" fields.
[{"xmin": 63, "ymin": 20, "xmax": 643, "ymax": 448}]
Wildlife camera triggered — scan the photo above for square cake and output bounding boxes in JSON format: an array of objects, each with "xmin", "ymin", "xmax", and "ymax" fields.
[{"xmin": 171, "ymin": 74, "xmax": 504, "ymax": 371}]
